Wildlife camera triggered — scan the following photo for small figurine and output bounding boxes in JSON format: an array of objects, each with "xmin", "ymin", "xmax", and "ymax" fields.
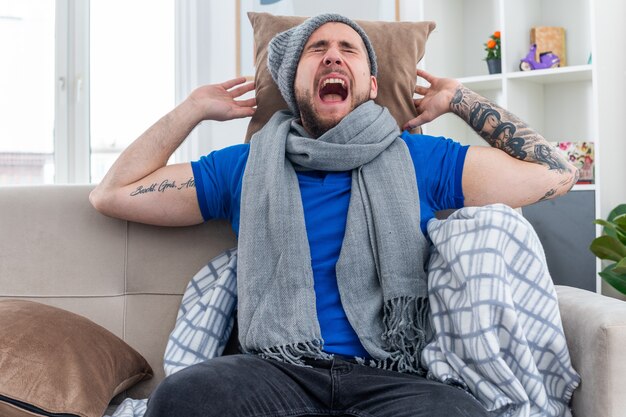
[{"xmin": 519, "ymin": 44, "xmax": 560, "ymax": 71}]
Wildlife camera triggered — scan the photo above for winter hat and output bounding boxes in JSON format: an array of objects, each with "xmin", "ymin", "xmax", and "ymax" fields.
[{"xmin": 267, "ymin": 13, "xmax": 378, "ymax": 117}]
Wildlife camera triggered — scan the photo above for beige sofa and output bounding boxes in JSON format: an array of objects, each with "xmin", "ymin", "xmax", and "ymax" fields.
[{"xmin": 1, "ymin": 185, "xmax": 625, "ymax": 417}]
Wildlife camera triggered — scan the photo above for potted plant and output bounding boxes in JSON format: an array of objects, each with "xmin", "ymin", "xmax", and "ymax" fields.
[
  {"xmin": 484, "ymin": 31, "xmax": 501, "ymax": 74},
  {"xmin": 590, "ymin": 204, "xmax": 626, "ymax": 295}
]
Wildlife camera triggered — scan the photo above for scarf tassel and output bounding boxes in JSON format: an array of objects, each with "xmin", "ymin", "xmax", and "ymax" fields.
[
  {"xmin": 378, "ymin": 296, "xmax": 432, "ymax": 374},
  {"xmin": 256, "ymin": 340, "xmax": 333, "ymax": 367}
]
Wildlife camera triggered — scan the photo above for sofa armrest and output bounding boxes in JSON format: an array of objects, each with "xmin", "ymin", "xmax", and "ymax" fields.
[{"xmin": 555, "ymin": 285, "xmax": 626, "ymax": 417}]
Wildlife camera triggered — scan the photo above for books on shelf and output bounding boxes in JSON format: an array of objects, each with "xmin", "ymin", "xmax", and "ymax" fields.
[{"xmin": 551, "ymin": 141, "xmax": 594, "ymax": 184}]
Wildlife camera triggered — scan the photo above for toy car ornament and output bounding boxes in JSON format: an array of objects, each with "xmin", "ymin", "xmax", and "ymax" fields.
[{"xmin": 519, "ymin": 44, "xmax": 560, "ymax": 71}]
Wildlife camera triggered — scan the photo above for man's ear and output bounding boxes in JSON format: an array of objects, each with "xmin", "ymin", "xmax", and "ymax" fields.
[{"xmin": 369, "ymin": 75, "xmax": 378, "ymax": 100}]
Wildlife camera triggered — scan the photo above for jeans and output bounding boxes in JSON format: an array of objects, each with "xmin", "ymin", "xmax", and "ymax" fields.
[{"xmin": 144, "ymin": 354, "xmax": 489, "ymax": 417}]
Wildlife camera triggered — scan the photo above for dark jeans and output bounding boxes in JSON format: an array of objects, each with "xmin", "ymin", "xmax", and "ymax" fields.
[{"xmin": 144, "ymin": 354, "xmax": 489, "ymax": 417}]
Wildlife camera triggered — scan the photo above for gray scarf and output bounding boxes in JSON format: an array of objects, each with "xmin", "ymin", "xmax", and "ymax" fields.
[{"xmin": 238, "ymin": 100, "xmax": 431, "ymax": 373}]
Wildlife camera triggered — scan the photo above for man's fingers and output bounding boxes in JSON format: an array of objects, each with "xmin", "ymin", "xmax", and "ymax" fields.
[
  {"xmin": 228, "ymin": 81, "xmax": 256, "ymax": 98},
  {"xmin": 403, "ymin": 114, "xmax": 427, "ymax": 131},
  {"xmin": 229, "ymin": 107, "xmax": 256, "ymax": 119},
  {"xmin": 414, "ymin": 85, "xmax": 428, "ymax": 96},
  {"xmin": 415, "ymin": 68, "xmax": 435, "ymax": 83},
  {"xmin": 236, "ymin": 97, "xmax": 257, "ymax": 108},
  {"xmin": 220, "ymin": 77, "xmax": 249, "ymax": 90}
]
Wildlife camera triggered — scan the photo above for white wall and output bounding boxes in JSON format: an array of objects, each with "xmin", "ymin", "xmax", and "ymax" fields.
[
  {"xmin": 176, "ymin": 0, "xmax": 249, "ymax": 161},
  {"xmin": 593, "ymin": 0, "xmax": 626, "ymax": 218}
]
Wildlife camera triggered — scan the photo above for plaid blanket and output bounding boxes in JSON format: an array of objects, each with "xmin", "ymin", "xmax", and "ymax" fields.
[
  {"xmin": 423, "ymin": 204, "xmax": 579, "ymax": 416},
  {"xmin": 107, "ymin": 204, "xmax": 579, "ymax": 417}
]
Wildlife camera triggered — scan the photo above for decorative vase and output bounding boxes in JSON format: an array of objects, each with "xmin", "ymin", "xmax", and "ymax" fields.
[{"xmin": 486, "ymin": 58, "xmax": 501, "ymax": 74}]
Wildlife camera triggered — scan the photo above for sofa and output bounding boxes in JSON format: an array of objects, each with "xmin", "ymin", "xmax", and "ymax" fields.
[{"xmin": 1, "ymin": 184, "xmax": 625, "ymax": 417}]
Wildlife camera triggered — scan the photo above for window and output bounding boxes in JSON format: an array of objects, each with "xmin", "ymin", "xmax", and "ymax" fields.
[
  {"xmin": 0, "ymin": 0, "xmax": 175, "ymax": 185},
  {"xmin": 0, "ymin": 0, "xmax": 55, "ymax": 184},
  {"xmin": 90, "ymin": 0, "xmax": 175, "ymax": 183}
]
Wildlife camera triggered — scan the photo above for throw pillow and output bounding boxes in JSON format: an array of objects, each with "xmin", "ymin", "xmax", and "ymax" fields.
[
  {"xmin": 244, "ymin": 12, "xmax": 435, "ymax": 141},
  {"xmin": 0, "ymin": 300, "xmax": 153, "ymax": 417}
]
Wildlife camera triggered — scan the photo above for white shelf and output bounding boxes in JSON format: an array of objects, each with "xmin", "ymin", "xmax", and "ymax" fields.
[
  {"xmin": 572, "ymin": 184, "xmax": 596, "ymax": 191},
  {"xmin": 458, "ymin": 74, "xmax": 503, "ymax": 90},
  {"xmin": 459, "ymin": 65, "xmax": 593, "ymax": 90},
  {"xmin": 505, "ymin": 65, "xmax": 593, "ymax": 83}
]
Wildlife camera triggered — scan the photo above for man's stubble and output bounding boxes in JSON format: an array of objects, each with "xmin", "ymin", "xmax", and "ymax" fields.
[{"xmin": 295, "ymin": 88, "xmax": 371, "ymax": 138}]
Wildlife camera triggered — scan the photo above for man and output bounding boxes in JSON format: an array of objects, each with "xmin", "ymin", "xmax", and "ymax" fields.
[{"xmin": 91, "ymin": 14, "xmax": 578, "ymax": 417}]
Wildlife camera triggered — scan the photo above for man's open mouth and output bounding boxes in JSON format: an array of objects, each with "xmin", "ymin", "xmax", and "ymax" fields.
[{"xmin": 319, "ymin": 77, "xmax": 349, "ymax": 103}]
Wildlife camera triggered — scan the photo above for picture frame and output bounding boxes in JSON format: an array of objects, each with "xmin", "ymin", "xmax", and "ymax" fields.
[
  {"xmin": 550, "ymin": 141, "xmax": 595, "ymax": 184},
  {"xmin": 236, "ymin": 0, "xmax": 400, "ymax": 78}
]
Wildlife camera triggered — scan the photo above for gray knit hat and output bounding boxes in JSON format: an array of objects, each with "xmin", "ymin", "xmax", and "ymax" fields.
[{"xmin": 267, "ymin": 13, "xmax": 378, "ymax": 117}]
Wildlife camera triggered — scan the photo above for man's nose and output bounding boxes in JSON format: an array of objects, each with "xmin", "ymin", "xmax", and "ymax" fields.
[{"xmin": 323, "ymin": 49, "xmax": 343, "ymax": 66}]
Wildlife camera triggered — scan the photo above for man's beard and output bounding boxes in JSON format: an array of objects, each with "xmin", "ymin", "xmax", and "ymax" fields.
[{"xmin": 295, "ymin": 89, "xmax": 370, "ymax": 138}]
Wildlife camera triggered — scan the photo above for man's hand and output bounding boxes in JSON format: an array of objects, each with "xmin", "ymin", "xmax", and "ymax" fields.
[
  {"xmin": 91, "ymin": 77, "xmax": 257, "ymax": 227},
  {"xmin": 187, "ymin": 77, "xmax": 257, "ymax": 122},
  {"xmin": 403, "ymin": 69, "xmax": 461, "ymax": 130},
  {"xmin": 401, "ymin": 70, "xmax": 578, "ymax": 208}
]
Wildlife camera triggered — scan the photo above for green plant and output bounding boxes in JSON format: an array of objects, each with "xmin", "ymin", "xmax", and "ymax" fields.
[
  {"xmin": 484, "ymin": 31, "xmax": 501, "ymax": 60},
  {"xmin": 590, "ymin": 204, "xmax": 626, "ymax": 294}
]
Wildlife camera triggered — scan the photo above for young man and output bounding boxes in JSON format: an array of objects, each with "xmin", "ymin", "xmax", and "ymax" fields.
[{"xmin": 91, "ymin": 14, "xmax": 577, "ymax": 417}]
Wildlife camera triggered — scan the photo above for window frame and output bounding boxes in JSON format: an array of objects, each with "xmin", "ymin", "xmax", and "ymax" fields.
[
  {"xmin": 51, "ymin": 0, "xmax": 192, "ymax": 184},
  {"xmin": 54, "ymin": 0, "xmax": 90, "ymax": 183}
]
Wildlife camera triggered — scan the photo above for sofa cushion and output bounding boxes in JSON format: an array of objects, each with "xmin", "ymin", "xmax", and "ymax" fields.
[
  {"xmin": 0, "ymin": 300, "xmax": 152, "ymax": 417},
  {"xmin": 244, "ymin": 12, "xmax": 435, "ymax": 141}
]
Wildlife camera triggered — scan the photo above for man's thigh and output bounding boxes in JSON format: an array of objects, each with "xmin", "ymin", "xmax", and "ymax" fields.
[
  {"xmin": 143, "ymin": 354, "xmax": 489, "ymax": 417},
  {"xmin": 337, "ymin": 363, "xmax": 490, "ymax": 417},
  {"xmin": 144, "ymin": 354, "xmax": 332, "ymax": 417}
]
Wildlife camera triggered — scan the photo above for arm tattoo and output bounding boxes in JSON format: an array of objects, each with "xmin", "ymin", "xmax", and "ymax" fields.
[
  {"xmin": 178, "ymin": 177, "xmax": 196, "ymax": 190},
  {"xmin": 130, "ymin": 183, "xmax": 157, "ymax": 196},
  {"xmin": 538, "ymin": 188, "xmax": 557, "ymax": 202},
  {"xmin": 130, "ymin": 177, "xmax": 195, "ymax": 197},
  {"xmin": 450, "ymin": 85, "xmax": 572, "ymax": 174},
  {"xmin": 535, "ymin": 172, "xmax": 579, "ymax": 204}
]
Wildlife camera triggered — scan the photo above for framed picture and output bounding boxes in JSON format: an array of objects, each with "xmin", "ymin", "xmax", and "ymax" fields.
[
  {"xmin": 236, "ymin": 0, "xmax": 400, "ymax": 78},
  {"xmin": 551, "ymin": 141, "xmax": 595, "ymax": 184}
]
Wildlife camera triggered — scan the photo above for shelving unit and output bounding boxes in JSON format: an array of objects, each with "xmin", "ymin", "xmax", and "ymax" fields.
[{"xmin": 410, "ymin": 0, "xmax": 600, "ymax": 291}]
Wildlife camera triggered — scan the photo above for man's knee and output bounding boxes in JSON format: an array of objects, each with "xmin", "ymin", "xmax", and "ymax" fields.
[
  {"xmin": 145, "ymin": 365, "xmax": 208, "ymax": 417},
  {"xmin": 426, "ymin": 384, "xmax": 490, "ymax": 417},
  {"xmin": 145, "ymin": 357, "xmax": 246, "ymax": 417}
]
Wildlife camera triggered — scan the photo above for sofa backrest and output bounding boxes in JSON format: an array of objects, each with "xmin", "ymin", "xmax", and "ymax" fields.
[{"xmin": 0, "ymin": 185, "xmax": 237, "ymax": 400}]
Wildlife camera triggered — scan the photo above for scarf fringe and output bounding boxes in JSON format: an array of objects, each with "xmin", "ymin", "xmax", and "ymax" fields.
[
  {"xmin": 255, "ymin": 297, "xmax": 432, "ymax": 374},
  {"xmin": 255, "ymin": 340, "xmax": 333, "ymax": 366},
  {"xmin": 378, "ymin": 296, "xmax": 432, "ymax": 374}
]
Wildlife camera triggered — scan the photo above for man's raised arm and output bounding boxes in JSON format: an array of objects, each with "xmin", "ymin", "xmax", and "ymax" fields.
[
  {"xmin": 404, "ymin": 69, "xmax": 578, "ymax": 208},
  {"xmin": 89, "ymin": 77, "xmax": 255, "ymax": 226}
]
